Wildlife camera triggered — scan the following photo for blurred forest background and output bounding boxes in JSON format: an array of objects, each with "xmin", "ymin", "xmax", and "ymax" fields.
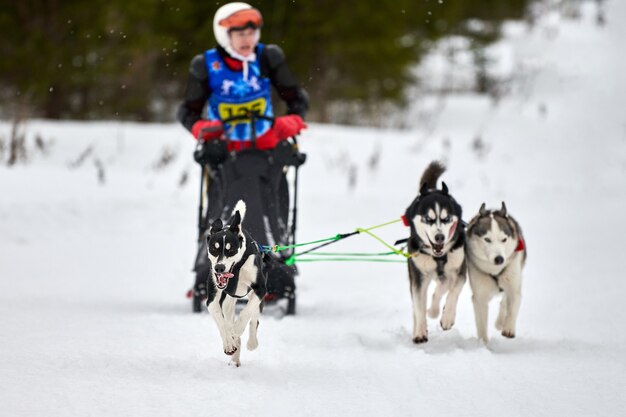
[{"xmin": 0, "ymin": 0, "xmax": 533, "ymax": 124}]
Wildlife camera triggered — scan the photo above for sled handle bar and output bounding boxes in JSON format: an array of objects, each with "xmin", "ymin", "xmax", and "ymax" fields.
[
  {"xmin": 218, "ymin": 112, "xmax": 274, "ymax": 144},
  {"xmin": 218, "ymin": 112, "xmax": 306, "ymax": 164},
  {"xmin": 197, "ymin": 112, "xmax": 302, "ymax": 149},
  {"xmin": 196, "ymin": 113, "xmax": 275, "ymax": 141}
]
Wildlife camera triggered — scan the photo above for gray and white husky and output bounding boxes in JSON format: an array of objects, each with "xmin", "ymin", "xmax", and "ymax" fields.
[
  {"xmin": 205, "ymin": 200, "xmax": 267, "ymax": 367},
  {"xmin": 466, "ymin": 202, "xmax": 527, "ymax": 343},
  {"xmin": 404, "ymin": 161, "xmax": 466, "ymax": 343}
]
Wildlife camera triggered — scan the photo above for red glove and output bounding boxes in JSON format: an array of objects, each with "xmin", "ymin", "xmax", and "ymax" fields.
[
  {"xmin": 191, "ymin": 120, "xmax": 223, "ymax": 141},
  {"xmin": 227, "ymin": 129, "xmax": 279, "ymax": 152},
  {"xmin": 274, "ymin": 115, "xmax": 307, "ymax": 140},
  {"xmin": 255, "ymin": 129, "xmax": 279, "ymax": 150}
]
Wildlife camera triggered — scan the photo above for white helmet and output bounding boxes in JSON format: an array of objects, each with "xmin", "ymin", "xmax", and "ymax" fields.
[{"xmin": 213, "ymin": 2, "xmax": 263, "ymax": 49}]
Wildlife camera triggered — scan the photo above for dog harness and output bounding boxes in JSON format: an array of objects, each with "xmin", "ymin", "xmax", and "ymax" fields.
[
  {"xmin": 407, "ymin": 235, "xmax": 457, "ymax": 278},
  {"xmin": 489, "ymin": 274, "xmax": 504, "ymax": 292}
]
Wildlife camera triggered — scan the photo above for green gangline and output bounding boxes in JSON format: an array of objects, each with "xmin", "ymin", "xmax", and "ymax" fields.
[
  {"xmin": 292, "ymin": 257, "xmax": 406, "ymax": 263},
  {"xmin": 279, "ymin": 218, "xmax": 412, "ymax": 266}
]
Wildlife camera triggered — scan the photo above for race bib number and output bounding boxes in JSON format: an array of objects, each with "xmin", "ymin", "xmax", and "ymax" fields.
[{"xmin": 218, "ymin": 98, "xmax": 267, "ymax": 125}]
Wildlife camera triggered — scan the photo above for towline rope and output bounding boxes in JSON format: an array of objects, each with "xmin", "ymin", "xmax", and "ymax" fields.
[{"xmin": 258, "ymin": 218, "xmax": 411, "ymax": 265}]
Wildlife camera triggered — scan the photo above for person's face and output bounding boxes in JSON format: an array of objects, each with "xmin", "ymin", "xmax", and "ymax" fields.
[{"xmin": 229, "ymin": 28, "xmax": 258, "ymax": 57}]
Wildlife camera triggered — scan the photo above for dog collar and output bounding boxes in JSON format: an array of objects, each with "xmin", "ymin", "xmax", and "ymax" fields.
[
  {"xmin": 515, "ymin": 238, "xmax": 525, "ymax": 252},
  {"xmin": 489, "ymin": 273, "xmax": 505, "ymax": 292}
]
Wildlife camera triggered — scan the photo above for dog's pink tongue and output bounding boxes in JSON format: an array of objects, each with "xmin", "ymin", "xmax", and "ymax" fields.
[{"xmin": 217, "ymin": 272, "xmax": 234, "ymax": 287}]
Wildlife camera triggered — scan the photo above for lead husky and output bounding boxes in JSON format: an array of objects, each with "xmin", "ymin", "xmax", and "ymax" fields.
[
  {"xmin": 404, "ymin": 161, "xmax": 466, "ymax": 343},
  {"xmin": 466, "ymin": 202, "xmax": 527, "ymax": 343},
  {"xmin": 205, "ymin": 200, "xmax": 267, "ymax": 367}
]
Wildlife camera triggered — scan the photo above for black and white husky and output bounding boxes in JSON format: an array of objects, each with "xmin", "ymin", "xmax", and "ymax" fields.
[
  {"xmin": 466, "ymin": 202, "xmax": 527, "ymax": 343},
  {"xmin": 205, "ymin": 200, "xmax": 267, "ymax": 367},
  {"xmin": 404, "ymin": 161, "xmax": 466, "ymax": 343}
]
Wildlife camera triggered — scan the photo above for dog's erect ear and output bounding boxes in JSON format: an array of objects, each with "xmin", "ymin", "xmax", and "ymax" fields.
[
  {"xmin": 210, "ymin": 219, "xmax": 223, "ymax": 234},
  {"xmin": 419, "ymin": 182, "xmax": 428, "ymax": 196},
  {"xmin": 229, "ymin": 211, "xmax": 241, "ymax": 234},
  {"xmin": 500, "ymin": 201, "xmax": 508, "ymax": 217},
  {"xmin": 441, "ymin": 181, "xmax": 449, "ymax": 195},
  {"xmin": 479, "ymin": 203, "xmax": 487, "ymax": 216}
]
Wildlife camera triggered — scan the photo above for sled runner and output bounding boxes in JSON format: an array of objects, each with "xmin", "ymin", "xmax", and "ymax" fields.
[{"xmin": 189, "ymin": 113, "xmax": 305, "ymax": 315}]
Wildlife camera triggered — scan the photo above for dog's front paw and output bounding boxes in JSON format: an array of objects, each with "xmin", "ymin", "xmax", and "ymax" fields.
[
  {"xmin": 223, "ymin": 336, "xmax": 241, "ymax": 355},
  {"xmin": 501, "ymin": 329, "xmax": 515, "ymax": 339},
  {"xmin": 501, "ymin": 319, "xmax": 516, "ymax": 338},
  {"xmin": 224, "ymin": 345, "xmax": 238, "ymax": 355},
  {"xmin": 440, "ymin": 311, "xmax": 455, "ymax": 331},
  {"xmin": 412, "ymin": 328, "xmax": 428, "ymax": 344},
  {"xmin": 439, "ymin": 317, "xmax": 454, "ymax": 330}
]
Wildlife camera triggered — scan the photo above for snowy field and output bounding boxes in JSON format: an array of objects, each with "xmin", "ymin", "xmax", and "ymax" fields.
[{"xmin": 1, "ymin": 2, "xmax": 626, "ymax": 416}]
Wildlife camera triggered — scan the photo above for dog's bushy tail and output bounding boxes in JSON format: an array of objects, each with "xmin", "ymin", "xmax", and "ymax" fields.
[
  {"xmin": 420, "ymin": 161, "xmax": 446, "ymax": 191},
  {"xmin": 233, "ymin": 200, "xmax": 247, "ymax": 222}
]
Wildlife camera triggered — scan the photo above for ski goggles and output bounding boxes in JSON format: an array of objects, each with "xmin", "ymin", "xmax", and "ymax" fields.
[{"xmin": 219, "ymin": 8, "xmax": 263, "ymax": 31}]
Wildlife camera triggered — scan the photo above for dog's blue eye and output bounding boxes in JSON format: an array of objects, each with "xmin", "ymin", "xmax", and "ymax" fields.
[
  {"xmin": 485, "ymin": 237, "xmax": 492, "ymax": 243},
  {"xmin": 441, "ymin": 217, "xmax": 450, "ymax": 223}
]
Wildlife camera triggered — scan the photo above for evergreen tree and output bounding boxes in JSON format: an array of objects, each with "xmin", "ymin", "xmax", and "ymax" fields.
[{"xmin": 0, "ymin": 0, "xmax": 532, "ymax": 122}]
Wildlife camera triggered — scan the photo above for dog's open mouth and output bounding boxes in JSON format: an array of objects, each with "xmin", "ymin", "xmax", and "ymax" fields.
[
  {"xmin": 215, "ymin": 271, "xmax": 234, "ymax": 289},
  {"xmin": 430, "ymin": 241, "xmax": 445, "ymax": 257}
]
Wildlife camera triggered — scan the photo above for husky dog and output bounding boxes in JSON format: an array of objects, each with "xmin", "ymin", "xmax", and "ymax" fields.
[
  {"xmin": 404, "ymin": 161, "xmax": 466, "ymax": 343},
  {"xmin": 466, "ymin": 202, "xmax": 526, "ymax": 343},
  {"xmin": 205, "ymin": 200, "xmax": 267, "ymax": 367}
]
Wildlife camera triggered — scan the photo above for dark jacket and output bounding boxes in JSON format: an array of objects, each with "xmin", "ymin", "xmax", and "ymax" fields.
[{"xmin": 177, "ymin": 45, "xmax": 309, "ymax": 132}]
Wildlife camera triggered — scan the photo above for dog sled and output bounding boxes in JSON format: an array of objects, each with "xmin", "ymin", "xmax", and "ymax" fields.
[{"xmin": 189, "ymin": 113, "xmax": 306, "ymax": 315}]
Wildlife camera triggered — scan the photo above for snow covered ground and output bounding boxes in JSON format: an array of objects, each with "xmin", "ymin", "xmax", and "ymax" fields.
[{"xmin": 1, "ymin": 1, "xmax": 625, "ymax": 416}]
